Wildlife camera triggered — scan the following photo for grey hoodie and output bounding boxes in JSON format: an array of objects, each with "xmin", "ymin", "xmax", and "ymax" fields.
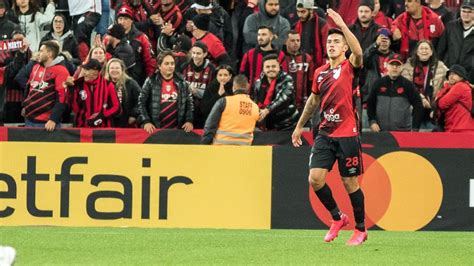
[{"xmin": 242, "ymin": 0, "xmax": 290, "ymax": 53}]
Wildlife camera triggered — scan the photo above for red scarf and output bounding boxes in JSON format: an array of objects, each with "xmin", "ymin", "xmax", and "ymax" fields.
[
  {"xmin": 399, "ymin": 7, "xmax": 432, "ymax": 58},
  {"xmin": 260, "ymin": 78, "xmax": 277, "ymax": 108}
]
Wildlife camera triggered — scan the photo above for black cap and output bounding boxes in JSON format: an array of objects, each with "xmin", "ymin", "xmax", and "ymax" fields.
[
  {"xmin": 359, "ymin": 0, "xmax": 374, "ymax": 10},
  {"xmin": 461, "ymin": 0, "xmax": 474, "ymax": 9},
  {"xmin": 0, "ymin": 1, "xmax": 6, "ymax": 9},
  {"xmin": 82, "ymin": 59, "xmax": 102, "ymax": 71},
  {"xmin": 193, "ymin": 14, "xmax": 210, "ymax": 31},
  {"xmin": 107, "ymin": 24, "xmax": 126, "ymax": 40},
  {"xmin": 387, "ymin": 53, "xmax": 403, "ymax": 65},
  {"xmin": 447, "ymin": 64, "xmax": 468, "ymax": 80}
]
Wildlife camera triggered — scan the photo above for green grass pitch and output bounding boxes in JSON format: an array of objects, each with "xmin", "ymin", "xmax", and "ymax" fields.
[{"xmin": 0, "ymin": 227, "xmax": 473, "ymax": 265}]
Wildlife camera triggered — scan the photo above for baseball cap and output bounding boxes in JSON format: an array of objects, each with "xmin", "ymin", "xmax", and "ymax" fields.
[
  {"xmin": 377, "ymin": 27, "xmax": 392, "ymax": 38},
  {"xmin": 387, "ymin": 53, "xmax": 403, "ymax": 65},
  {"xmin": 447, "ymin": 64, "xmax": 468, "ymax": 80},
  {"xmin": 296, "ymin": 0, "xmax": 317, "ymax": 9},
  {"xmin": 461, "ymin": 0, "xmax": 474, "ymax": 9},
  {"xmin": 191, "ymin": 0, "xmax": 213, "ymax": 10},
  {"xmin": 82, "ymin": 59, "xmax": 102, "ymax": 71}
]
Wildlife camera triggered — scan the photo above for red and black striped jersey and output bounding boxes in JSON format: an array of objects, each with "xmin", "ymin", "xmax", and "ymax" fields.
[{"xmin": 311, "ymin": 59, "xmax": 359, "ymax": 137}]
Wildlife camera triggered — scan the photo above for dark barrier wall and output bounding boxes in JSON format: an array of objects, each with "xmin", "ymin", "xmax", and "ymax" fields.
[{"xmin": 1, "ymin": 127, "xmax": 473, "ymax": 231}]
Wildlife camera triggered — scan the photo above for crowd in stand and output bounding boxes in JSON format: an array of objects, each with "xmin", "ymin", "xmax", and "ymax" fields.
[{"xmin": 0, "ymin": 0, "xmax": 473, "ymax": 133}]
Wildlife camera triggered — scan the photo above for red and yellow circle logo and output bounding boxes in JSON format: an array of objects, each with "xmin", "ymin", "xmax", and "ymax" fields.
[{"xmin": 309, "ymin": 151, "xmax": 443, "ymax": 231}]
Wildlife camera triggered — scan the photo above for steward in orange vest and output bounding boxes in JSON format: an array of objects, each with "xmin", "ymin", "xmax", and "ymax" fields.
[{"xmin": 201, "ymin": 74, "xmax": 259, "ymax": 145}]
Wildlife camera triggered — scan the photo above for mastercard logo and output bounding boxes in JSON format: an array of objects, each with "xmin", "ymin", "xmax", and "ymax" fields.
[{"xmin": 309, "ymin": 151, "xmax": 443, "ymax": 231}]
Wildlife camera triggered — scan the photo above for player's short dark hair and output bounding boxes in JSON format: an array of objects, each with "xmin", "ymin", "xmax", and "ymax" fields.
[
  {"xmin": 233, "ymin": 74, "xmax": 249, "ymax": 92},
  {"xmin": 327, "ymin": 28, "xmax": 347, "ymax": 43},
  {"xmin": 257, "ymin": 25, "xmax": 274, "ymax": 34},
  {"xmin": 40, "ymin": 40, "xmax": 60, "ymax": 59},
  {"xmin": 192, "ymin": 41, "xmax": 208, "ymax": 54},
  {"xmin": 157, "ymin": 49, "xmax": 175, "ymax": 65},
  {"xmin": 262, "ymin": 53, "xmax": 279, "ymax": 64}
]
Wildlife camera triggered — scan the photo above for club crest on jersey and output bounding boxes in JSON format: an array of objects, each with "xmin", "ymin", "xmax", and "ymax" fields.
[
  {"xmin": 380, "ymin": 86, "xmax": 387, "ymax": 93},
  {"xmin": 397, "ymin": 87, "xmax": 404, "ymax": 94},
  {"xmin": 79, "ymin": 90, "xmax": 87, "ymax": 100}
]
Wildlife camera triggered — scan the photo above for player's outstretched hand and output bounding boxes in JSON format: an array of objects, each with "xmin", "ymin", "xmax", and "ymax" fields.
[
  {"xmin": 292, "ymin": 126, "xmax": 303, "ymax": 147},
  {"xmin": 327, "ymin": 8, "xmax": 346, "ymax": 29}
]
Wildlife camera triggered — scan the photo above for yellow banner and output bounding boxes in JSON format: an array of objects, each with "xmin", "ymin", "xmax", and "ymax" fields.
[{"xmin": 0, "ymin": 142, "xmax": 272, "ymax": 229}]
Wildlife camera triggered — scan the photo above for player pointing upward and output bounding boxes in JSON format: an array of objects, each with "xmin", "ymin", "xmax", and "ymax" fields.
[{"xmin": 291, "ymin": 8, "xmax": 367, "ymax": 246}]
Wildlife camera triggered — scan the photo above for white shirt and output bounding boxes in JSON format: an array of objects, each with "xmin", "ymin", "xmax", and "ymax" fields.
[{"xmin": 67, "ymin": 0, "xmax": 102, "ymax": 16}]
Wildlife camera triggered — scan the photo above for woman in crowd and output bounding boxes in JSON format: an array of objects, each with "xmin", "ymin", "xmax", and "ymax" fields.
[
  {"xmin": 103, "ymin": 58, "xmax": 140, "ymax": 128},
  {"xmin": 402, "ymin": 40, "xmax": 448, "ymax": 129},
  {"xmin": 11, "ymin": 0, "xmax": 55, "ymax": 52},
  {"xmin": 40, "ymin": 13, "xmax": 79, "ymax": 65},
  {"xmin": 201, "ymin": 64, "xmax": 234, "ymax": 121},
  {"xmin": 73, "ymin": 45, "xmax": 107, "ymax": 78}
]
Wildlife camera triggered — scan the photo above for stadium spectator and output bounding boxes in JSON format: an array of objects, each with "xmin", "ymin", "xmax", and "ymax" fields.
[
  {"xmin": 231, "ymin": 0, "xmax": 258, "ymax": 62},
  {"xmin": 182, "ymin": 0, "xmax": 232, "ymax": 55},
  {"xmin": 0, "ymin": 1, "xmax": 19, "ymax": 46},
  {"xmin": 372, "ymin": 0, "xmax": 393, "ymax": 28},
  {"xmin": 437, "ymin": 0, "xmax": 474, "ymax": 83},
  {"xmin": 0, "ymin": 36, "xmax": 29, "ymax": 125},
  {"xmin": 240, "ymin": 25, "xmax": 286, "ymax": 91},
  {"xmin": 282, "ymin": 30, "xmax": 314, "ymax": 113},
  {"xmin": 104, "ymin": 58, "xmax": 140, "ymax": 128},
  {"xmin": 149, "ymin": 0, "xmax": 183, "ymax": 50},
  {"xmin": 294, "ymin": 0, "xmax": 328, "ymax": 68},
  {"xmin": 70, "ymin": 59, "xmax": 121, "ymax": 128},
  {"xmin": 116, "ymin": 5, "xmax": 157, "ymax": 86},
  {"xmin": 137, "ymin": 50, "xmax": 194, "ymax": 134},
  {"xmin": 349, "ymin": 0, "xmax": 380, "ymax": 51},
  {"xmin": 11, "ymin": 0, "xmax": 55, "ymax": 52},
  {"xmin": 434, "ymin": 64, "xmax": 474, "ymax": 132},
  {"xmin": 391, "ymin": 0, "xmax": 445, "ymax": 59},
  {"xmin": 402, "ymin": 40, "xmax": 448, "ymax": 129},
  {"xmin": 22, "ymin": 40, "xmax": 69, "ymax": 131},
  {"xmin": 242, "ymin": 0, "xmax": 291, "ymax": 52},
  {"xmin": 361, "ymin": 27, "xmax": 396, "ymax": 120},
  {"xmin": 426, "ymin": 0, "xmax": 455, "ymax": 25},
  {"xmin": 253, "ymin": 54, "xmax": 299, "ymax": 130},
  {"xmin": 201, "ymin": 64, "xmax": 234, "ymax": 119},
  {"xmin": 182, "ymin": 41, "xmax": 216, "ymax": 128},
  {"xmin": 116, "ymin": 0, "xmax": 160, "ymax": 50},
  {"xmin": 201, "ymin": 74, "xmax": 259, "ymax": 145},
  {"xmin": 104, "ymin": 23, "xmax": 138, "ymax": 81},
  {"xmin": 67, "ymin": 0, "xmax": 101, "ymax": 60},
  {"xmin": 73, "ymin": 46, "xmax": 107, "ymax": 79},
  {"xmin": 40, "ymin": 13, "xmax": 80, "ymax": 65},
  {"xmin": 281, "ymin": 0, "xmax": 327, "ymax": 29},
  {"xmin": 367, "ymin": 53, "xmax": 424, "ymax": 131},
  {"xmin": 190, "ymin": 14, "xmax": 231, "ymax": 66}
]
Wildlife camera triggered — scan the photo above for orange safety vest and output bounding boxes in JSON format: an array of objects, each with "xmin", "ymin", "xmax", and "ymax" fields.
[{"xmin": 213, "ymin": 94, "xmax": 259, "ymax": 145}]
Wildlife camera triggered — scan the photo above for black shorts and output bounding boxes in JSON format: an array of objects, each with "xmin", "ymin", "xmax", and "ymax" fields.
[{"xmin": 309, "ymin": 134, "xmax": 363, "ymax": 177}]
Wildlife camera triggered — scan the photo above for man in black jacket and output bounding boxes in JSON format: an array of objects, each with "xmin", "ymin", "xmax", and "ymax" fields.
[
  {"xmin": 254, "ymin": 53, "xmax": 299, "ymax": 130},
  {"xmin": 105, "ymin": 23, "xmax": 138, "ymax": 80},
  {"xmin": 367, "ymin": 54, "xmax": 424, "ymax": 132},
  {"xmin": 437, "ymin": 1, "xmax": 474, "ymax": 83},
  {"xmin": 137, "ymin": 50, "xmax": 194, "ymax": 134}
]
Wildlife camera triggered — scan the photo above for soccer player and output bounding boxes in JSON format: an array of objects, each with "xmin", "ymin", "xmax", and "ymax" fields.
[{"xmin": 291, "ymin": 9, "xmax": 367, "ymax": 246}]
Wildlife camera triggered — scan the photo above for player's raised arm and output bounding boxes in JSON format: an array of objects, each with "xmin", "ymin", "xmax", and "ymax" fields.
[{"xmin": 327, "ymin": 9, "xmax": 363, "ymax": 68}]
